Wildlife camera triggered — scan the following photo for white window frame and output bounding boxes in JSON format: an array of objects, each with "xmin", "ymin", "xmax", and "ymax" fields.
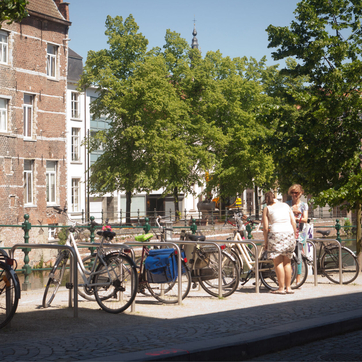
[
  {"xmin": 71, "ymin": 127, "xmax": 81, "ymax": 162},
  {"xmin": 71, "ymin": 178, "xmax": 81, "ymax": 212},
  {"xmin": 23, "ymin": 94, "xmax": 33, "ymax": 139},
  {"xmin": 0, "ymin": 30, "xmax": 8, "ymax": 64},
  {"xmin": 24, "ymin": 160, "xmax": 33, "ymax": 205},
  {"xmin": 46, "ymin": 161, "xmax": 57, "ymax": 204},
  {"xmin": 47, "ymin": 44, "xmax": 57, "ymax": 78},
  {"xmin": 71, "ymin": 92, "xmax": 80, "ymax": 118},
  {"xmin": 48, "ymin": 224, "xmax": 57, "ymax": 240},
  {"xmin": 0, "ymin": 98, "xmax": 7, "ymax": 132}
]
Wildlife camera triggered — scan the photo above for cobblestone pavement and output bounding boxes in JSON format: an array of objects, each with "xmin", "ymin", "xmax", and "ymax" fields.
[
  {"xmin": 1, "ymin": 269, "xmax": 362, "ymax": 362},
  {"xmin": 250, "ymin": 328, "xmax": 362, "ymax": 361}
]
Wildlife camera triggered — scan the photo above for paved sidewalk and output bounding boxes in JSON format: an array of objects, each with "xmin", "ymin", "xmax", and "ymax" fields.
[{"xmin": 1, "ymin": 271, "xmax": 362, "ymax": 361}]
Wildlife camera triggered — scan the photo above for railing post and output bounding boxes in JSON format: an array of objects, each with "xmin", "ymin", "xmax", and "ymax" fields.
[
  {"xmin": 120, "ymin": 209, "xmax": 122, "ymax": 226},
  {"xmin": 190, "ymin": 218, "xmax": 197, "ymax": 234},
  {"xmin": 184, "ymin": 208, "xmax": 187, "ymax": 227},
  {"xmin": 89, "ymin": 216, "xmax": 96, "ymax": 244},
  {"xmin": 137, "ymin": 209, "xmax": 140, "ymax": 226},
  {"xmin": 143, "ymin": 217, "xmax": 151, "ymax": 234},
  {"xmin": 335, "ymin": 219, "xmax": 341, "ymax": 243},
  {"xmin": 21, "ymin": 214, "xmax": 32, "ymax": 291},
  {"xmin": 246, "ymin": 222, "xmax": 253, "ymax": 239}
]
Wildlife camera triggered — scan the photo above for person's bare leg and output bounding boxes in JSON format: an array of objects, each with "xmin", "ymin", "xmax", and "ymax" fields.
[
  {"xmin": 283, "ymin": 256, "xmax": 292, "ymax": 292},
  {"xmin": 273, "ymin": 255, "xmax": 285, "ymax": 292}
]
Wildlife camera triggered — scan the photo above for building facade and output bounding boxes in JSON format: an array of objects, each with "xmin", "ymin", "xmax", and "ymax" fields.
[{"xmin": 0, "ymin": 0, "xmax": 71, "ymax": 255}]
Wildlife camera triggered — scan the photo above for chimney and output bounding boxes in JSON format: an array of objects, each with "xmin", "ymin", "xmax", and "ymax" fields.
[{"xmin": 54, "ymin": 0, "xmax": 70, "ymax": 21}]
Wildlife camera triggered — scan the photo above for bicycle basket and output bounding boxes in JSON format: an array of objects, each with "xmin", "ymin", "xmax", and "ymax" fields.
[{"xmin": 144, "ymin": 248, "xmax": 177, "ymax": 283}]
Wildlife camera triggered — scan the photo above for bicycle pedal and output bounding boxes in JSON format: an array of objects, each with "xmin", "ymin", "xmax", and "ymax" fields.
[{"xmin": 66, "ymin": 283, "xmax": 74, "ymax": 290}]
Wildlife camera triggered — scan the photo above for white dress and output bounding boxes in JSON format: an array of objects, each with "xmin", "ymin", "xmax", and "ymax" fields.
[{"xmin": 266, "ymin": 203, "xmax": 295, "ymax": 259}]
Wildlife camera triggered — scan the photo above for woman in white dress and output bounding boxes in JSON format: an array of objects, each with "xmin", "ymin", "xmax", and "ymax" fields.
[{"xmin": 262, "ymin": 191, "xmax": 297, "ymax": 294}]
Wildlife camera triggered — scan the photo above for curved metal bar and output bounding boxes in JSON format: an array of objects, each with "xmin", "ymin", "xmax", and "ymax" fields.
[{"xmin": 10, "ymin": 243, "xmax": 79, "ymax": 317}]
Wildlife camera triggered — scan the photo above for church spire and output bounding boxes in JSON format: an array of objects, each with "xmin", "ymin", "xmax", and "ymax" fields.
[{"xmin": 191, "ymin": 18, "xmax": 199, "ymax": 50}]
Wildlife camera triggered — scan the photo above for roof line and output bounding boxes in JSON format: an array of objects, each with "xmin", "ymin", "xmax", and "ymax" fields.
[{"xmin": 27, "ymin": 9, "xmax": 71, "ymax": 26}]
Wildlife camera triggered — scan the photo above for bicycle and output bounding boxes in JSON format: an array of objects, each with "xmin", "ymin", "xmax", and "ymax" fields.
[
  {"xmin": 180, "ymin": 229, "xmax": 240, "ymax": 297},
  {"xmin": 0, "ymin": 249, "xmax": 21, "ymax": 329},
  {"xmin": 291, "ymin": 231, "xmax": 359, "ymax": 289},
  {"xmin": 42, "ymin": 209, "xmax": 138, "ymax": 314},
  {"xmin": 134, "ymin": 217, "xmax": 191, "ymax": 304},
  {"xmin": 223, "ymin": 210, "xmax": 261, "ymax": 233},
  {"xmin": 226, "ymin": 229, "xmax": 298, "ymax": 291}
]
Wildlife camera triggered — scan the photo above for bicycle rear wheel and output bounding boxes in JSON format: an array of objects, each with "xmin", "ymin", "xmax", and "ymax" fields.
[
  {"xmin": 42, "ymin": 252, "xmax": 68, "ymax": 308},
  {"xmin": 291, "ymin": 256, "xmax": 308, "ymax": 289},
  {"xmin": 0, "ymin": 262, "xmax": 20, "ymax": 329},
  {"xmin": 199, "ymin": 251, "xmax": 239, "ymax": 297},
  {"xmin": 321, "ymin": 246, "xmax": 359, "ymax": 284},
  {"xmin": 93, "ymin": 253, "xmax": 138, "ymax": 313},
  {"xmin": 146, "ymin": 260, "xmax": 191, "ymax": 304},
  {"xmin": 259, "ymin": 258, "xmax": 298, "ymax": 291}
]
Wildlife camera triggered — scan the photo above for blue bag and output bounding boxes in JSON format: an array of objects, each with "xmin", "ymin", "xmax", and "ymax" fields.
[{"xmin": 144, "ymin": 248, "xmax": 177, "ymax": 283}]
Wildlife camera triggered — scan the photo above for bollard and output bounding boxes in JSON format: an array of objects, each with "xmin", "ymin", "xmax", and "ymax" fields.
[
  {"xmin": 21, "ymin": 214, "xmax": 32, "ymax": 290},
  {"xmin": 335, "ymin": 219, "xmax": 341, "ymax": 243}
]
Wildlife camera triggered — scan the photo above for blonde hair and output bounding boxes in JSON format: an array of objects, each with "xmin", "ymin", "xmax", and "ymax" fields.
[{"xmin": 288, "ymin": 184, "xmax": 304, "ymax": 195}]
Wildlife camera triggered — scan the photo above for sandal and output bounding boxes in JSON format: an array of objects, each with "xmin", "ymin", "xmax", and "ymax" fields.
[
  {"xmin": 270, "ymin": 290, "xmax": 286, "ymax": 295},
  {"xmin": 286, "ymin": 290, "xmax": 295, "ymax": 294}
]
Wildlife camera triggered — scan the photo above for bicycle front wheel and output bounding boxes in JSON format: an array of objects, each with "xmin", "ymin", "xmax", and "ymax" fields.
[
  {"xmin": 42, "ymin": 252, "xmax": 68, "ymax": 308},
  {"xmin": 0, "ymin": 262, "xmax": 20, "ymax": 329},
  {"xmin": 93, "ymin": 253, "xmax": 138, "ymax": 313},
  {"xmin": 199, "ymin": 251, "xmax": 239, "ymax": 297},
  {"xmin": 146, "ymin": 260, "xmax": 191, "ymax": 304},
  {"xmin": 321, "ymin": 246, "xmax": 359, "ymax": 284},
  {"xmin": 77, "ymin": 254, "xmax": 96, "ymax": 301}
]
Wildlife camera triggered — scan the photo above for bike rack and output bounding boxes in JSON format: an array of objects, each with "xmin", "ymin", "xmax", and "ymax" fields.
[
  {"xmin": 9, "ymin": 243, "xmax": 79, "ymax": 318},
  {"xmin": 306, "ymin": 240, "xmax": 318, "ymax": 286},
  {"xmin": 77, "ymin": 242, "xmax": 137, "ymax": 312},
  {"xmin": 165, "ymin": 238, "xmax": 260, "ymax": 294},
  {"xmin": 307, "ymin": 238, "xmax": 343, "ymax": 285},
  {"xmin": 225, "ymin": 239, "xmax": 260, "ymax": 293},
  {"xmin": 168, "ymin": 240, "xmax": 223, "ymax": 298},
  {"xmin": 124, "ymin": 241, "xmax": 183, "ymax": 309}
]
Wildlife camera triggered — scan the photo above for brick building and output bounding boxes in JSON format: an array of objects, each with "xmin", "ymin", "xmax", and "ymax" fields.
[{"xmin": 0, "ymin": 0, "xmax": 71, "ymax": 256}]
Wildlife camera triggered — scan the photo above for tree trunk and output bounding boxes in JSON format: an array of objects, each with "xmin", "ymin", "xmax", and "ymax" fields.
[
  {"xmin": 126, "ymin": 190, "xmax": 132, "ymax": 225},
  {"xmin": 173, "ymin": 186, "xmax": 179, "ymax": 222},
  {"xmin": 255, "ymin": 185, "xmax": 259, "ymax": 220},
  {"xmin": 356, "ymin": 202, "xmax": 362, "ymax": 271}
]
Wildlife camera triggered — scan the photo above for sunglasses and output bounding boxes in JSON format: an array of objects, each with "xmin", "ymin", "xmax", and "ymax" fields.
[{"xmin": 291, "ymin": 191, "xmax": 299, "ymax": 195}]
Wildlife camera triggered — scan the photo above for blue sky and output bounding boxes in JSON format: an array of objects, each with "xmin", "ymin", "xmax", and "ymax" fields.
[{"xmin": 68, "ymin": 0, "xmax": 300, "ymax": 68}]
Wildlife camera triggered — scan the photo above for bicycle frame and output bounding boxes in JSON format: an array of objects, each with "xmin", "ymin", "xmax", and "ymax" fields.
[{"xmin": 66, "ymin": 231, "xmax": 126, "ymax": 290}]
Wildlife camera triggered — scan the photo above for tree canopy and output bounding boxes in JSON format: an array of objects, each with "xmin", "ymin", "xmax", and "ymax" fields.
[
  {"xmin": 79, "ymin": 14, "xmax": 276, "ymax": 222},
  {"xmin": 266, "ymin": 0, "xmax": 362, "ymax": 257},
  {"xmin": 0, "ymin": 0, "xmax": 28, "ymax": 28}
]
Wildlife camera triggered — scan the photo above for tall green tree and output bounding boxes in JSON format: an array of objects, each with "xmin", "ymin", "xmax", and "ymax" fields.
[
  {"xmin": 0, "ymin": 0, "xmax": 28, "ymax": 28},
  {"xmin": 79, "ymin": 16, "xmax": 220, "ymax": 223},
  {"xmin": 266, "ymin": 0, "xmax": 362, "ymax": 261},
  {"xmin": 198, "ymin": 52, "xmax": 277, "ymax": 207}
]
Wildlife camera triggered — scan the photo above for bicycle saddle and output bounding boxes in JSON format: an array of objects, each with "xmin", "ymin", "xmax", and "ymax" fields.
[
  {"xmin": 188, "ymin": 234, "xmax": 206, "ymax": 242},
  {"xmin": 316, "ymin": 229, "xmax": 330, "ymax": 237},
  {"xmin": 97, "ymin": 230, "xmax": 116, "ymax": 239}
]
